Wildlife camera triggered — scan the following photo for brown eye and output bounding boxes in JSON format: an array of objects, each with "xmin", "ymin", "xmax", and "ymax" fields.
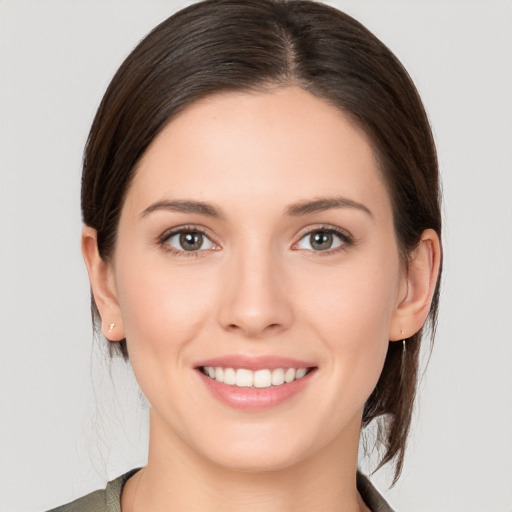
[
  {"xmin": 179, "ymin": 232, "xmax": 204, "ymax": 251},
  {"xmin": 295, "ymin": 228, "xmax": 349, "ymax": 252},
  {"xmin": 164, "ymin": 230, "xmax": 216, "ymax": 252},
  {"xmin": 310, "ymin": 231, "xmax": 333, "ymax": 251}
]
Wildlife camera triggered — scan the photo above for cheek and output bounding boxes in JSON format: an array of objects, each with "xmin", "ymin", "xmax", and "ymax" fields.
[
  {"xmin": 113, "ymin": 253, "xmax": 217, "ymax": 362},
  {"xmin": 112, "ymin": 255, "xmax": 223, "ymax": 417},
  {"xmin": 301, "ymin": 252, "xmax": 399, "ymax": 334},
  {"xmin": 297, "ymin": 251, "xmax": 400, "ymax": 385}
]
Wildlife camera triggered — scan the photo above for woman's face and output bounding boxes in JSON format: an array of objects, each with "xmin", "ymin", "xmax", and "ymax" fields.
[{"xmin": 109, "ymin": 87, "xmax": 407, "ymax": 471}]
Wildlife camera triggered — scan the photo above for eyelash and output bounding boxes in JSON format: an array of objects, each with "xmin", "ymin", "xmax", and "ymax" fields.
[
  {"xmin": 158, "ymin": 224, "xmax": 354, "ymax": 258},
  {"xmin": 292, "ymin": 224, "xmax": 354, "ymax": 256},
  {"xmin": 158, "ymin": 225, "xmax": 218, "ymax": 258}
]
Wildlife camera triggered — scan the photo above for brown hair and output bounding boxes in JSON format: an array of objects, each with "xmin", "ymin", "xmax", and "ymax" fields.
[{"xmin": 82, "ymin": 0, "xmax": 442, "ymax": 482}]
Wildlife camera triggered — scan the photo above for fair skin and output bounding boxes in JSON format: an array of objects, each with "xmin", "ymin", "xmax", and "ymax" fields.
[{"xmin": 82, "ymin": 86, "xmax": 441, "ymax": 512}]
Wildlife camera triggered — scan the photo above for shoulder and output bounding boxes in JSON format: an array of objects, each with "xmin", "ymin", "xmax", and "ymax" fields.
[
  {"xmin": 357, "ymin": 472, "xmax": 395, "ymax": 512},
  {"xmin": 46, "ymin": 488, "xmax": 107, "ymax": 512},
  {"xmin": 45, "ymin": 469, "xmax": 140, "ymax": 512}
]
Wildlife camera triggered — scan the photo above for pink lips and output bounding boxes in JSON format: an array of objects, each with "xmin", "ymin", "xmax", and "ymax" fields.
[{"xmin": 195, "ymin": 355, "xmax": 316, "ymax": 410}]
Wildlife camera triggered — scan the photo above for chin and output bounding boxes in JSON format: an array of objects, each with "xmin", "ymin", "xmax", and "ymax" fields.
[
  {"xmin": 205, "ymin": 443, "xmax": 308, "ymax": 474},
  {"xmin": 186, "ymin": 420, "xmax": 327, "ymax": 474}
]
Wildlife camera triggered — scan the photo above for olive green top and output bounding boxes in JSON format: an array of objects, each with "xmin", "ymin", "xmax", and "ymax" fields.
[{"xmin": 47, "ymin": 469, "xmax": 394, "ymax": 512}]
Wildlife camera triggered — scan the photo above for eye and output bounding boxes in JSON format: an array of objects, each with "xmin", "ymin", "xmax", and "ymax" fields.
[
  {"xmin": 294, "ymin": 228, "xmax": 350, "ymax": 252},
  {"xmin": 164, "ymin": 229, "xmax": 216, "ymax": 253}
]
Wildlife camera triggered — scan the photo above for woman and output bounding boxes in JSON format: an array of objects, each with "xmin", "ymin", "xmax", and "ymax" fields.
[{"xmin": 51, "ymin": 0, "xmax": 441, "ymax": 510}]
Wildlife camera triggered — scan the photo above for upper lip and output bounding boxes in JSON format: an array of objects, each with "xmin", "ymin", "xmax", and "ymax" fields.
[{"xmin": 194, "ymin": 355, "xmax": 316, "ymax": 371}]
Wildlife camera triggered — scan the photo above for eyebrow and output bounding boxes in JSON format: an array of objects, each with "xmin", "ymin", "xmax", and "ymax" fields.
[
  {"xmin": 140, "ymin": 196, "xmax": 373, "ymax": 220},
  {"xmin": 140, "ymin": 200, "xmax": 224, "ymax": 219},
  {"xmin": 285, "ymin": 197, "xmax": 373, "ymax": 218}
]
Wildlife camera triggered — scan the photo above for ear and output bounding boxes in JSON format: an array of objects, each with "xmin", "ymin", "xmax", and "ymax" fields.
[
  {"xmin": 81, "ymin": 226, "xmax": 125, "ymax": 341},
  {"xmin": 389, "ymin": 229, "xmax": 442, "ymax": 341}
]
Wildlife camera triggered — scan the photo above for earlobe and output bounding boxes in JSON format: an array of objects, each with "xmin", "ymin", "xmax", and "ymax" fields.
[
  {"xmin": 389, "ymin": 229, "xmax": 441, "ymax": 341},
  {"xmin": 81, "ymin": 226, "xmax": 125, "ymax": 341}
]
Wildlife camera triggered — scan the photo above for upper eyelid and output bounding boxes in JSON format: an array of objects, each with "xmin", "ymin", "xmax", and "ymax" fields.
[
  {"xmin": 157, "ymin": 223, "xmax": 353, "ymax": 248},
  {"xmin": 291, "ymin": 225, "xmax": 354, "ymax": 253},
  {"xmin": 294, "ymin": 224, "xmax": 352, "ymax": 241},
  {"xmin": 158, "ymin": 225, "xmax": 219, "ymax": 249},
  {"xmin": 160, "ymin": 224, "xmax": 213, "ymax": 239},
  {"xmin": 157, "ymin": 227, "xmax": 219, "ymax": 260}
]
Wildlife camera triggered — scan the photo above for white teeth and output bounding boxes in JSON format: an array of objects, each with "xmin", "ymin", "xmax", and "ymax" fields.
[
  {"xmin": 296, "ymin": 368, "xmax": 307, "ymax": 379},
  {"xmin": 253, "ymin": 369, "xmax": 272, "ymax": 388},
  {"xmin": 214, "ymin": 367, "xmax": 224, "ymax": 381},
  {"xmin": 202, "ymin": 366, "xmax": 310, "ymax": 387},
  {"xmin": 223, "ymin": 367, "xmax": 236, "ymax": 385},
  {"xmin": 284, "ymin": 368, "xmax": 296, "ymax": 383},
  {"xmin": 271, "ymin": 368, "xmax": 285, "ymax": 385},
  {"xmin": 235, "ymin": 369, "xmax": 253, "ymax": 387}
]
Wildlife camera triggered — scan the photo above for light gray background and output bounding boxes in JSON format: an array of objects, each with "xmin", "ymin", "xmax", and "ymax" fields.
[{"xmin": 1, "ymin": 1, "xmax": 511, "ymax": 511}]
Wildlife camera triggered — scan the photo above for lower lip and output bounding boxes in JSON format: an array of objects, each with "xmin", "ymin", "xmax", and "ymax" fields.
[{"xmin": 197, "ymin": 369, "xmax": 315, "ymax": 410}]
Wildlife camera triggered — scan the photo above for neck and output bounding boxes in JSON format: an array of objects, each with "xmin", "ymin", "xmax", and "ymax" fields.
[{"xmin": 123, "ymin": 409, "xmax": 368, "ymax": 512}]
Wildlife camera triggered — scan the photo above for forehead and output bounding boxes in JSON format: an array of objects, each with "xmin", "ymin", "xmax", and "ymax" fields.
[{"xmin": 125, "ymin": 86, "xmax": 391, "ymax": 218}]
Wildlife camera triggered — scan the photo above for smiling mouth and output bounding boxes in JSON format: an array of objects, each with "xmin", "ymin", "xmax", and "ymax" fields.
[{"xmin": 199, "ymin": 366, "xmax": 314, "ymax": 388}]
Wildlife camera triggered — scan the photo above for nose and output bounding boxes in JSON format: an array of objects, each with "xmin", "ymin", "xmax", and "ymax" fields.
[{"xmin": 217, "ymin": 247, "xmax": 294, "ymax": 339}]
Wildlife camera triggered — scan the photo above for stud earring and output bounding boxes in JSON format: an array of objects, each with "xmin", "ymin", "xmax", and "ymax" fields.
[{"xmin": 108, "ymin": 322, "xmax": 115, "ymax": 333}]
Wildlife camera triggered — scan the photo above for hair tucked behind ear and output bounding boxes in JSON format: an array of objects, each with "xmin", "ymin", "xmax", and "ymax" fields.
[{"xmin": 81, "ymin": 0, "xmax": 442, "ymax": 482}]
